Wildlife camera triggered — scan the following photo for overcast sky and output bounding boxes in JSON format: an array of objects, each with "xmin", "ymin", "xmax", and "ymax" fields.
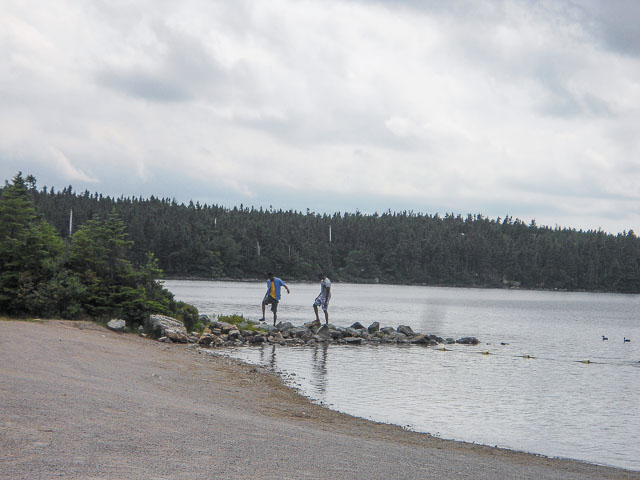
[{"xmin": 1, "ymin": 1, "xmax": 639, "ymax": 233}]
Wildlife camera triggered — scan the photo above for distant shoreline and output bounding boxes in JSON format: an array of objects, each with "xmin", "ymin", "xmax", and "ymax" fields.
[{"xmin": 162, "ymin": 276, "xmax": 622, "ymax": 294}]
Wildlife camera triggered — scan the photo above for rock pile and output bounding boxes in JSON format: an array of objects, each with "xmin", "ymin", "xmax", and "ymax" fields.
[{"xmin": 144, "ymin": 315, "xmax": 480, "ymax": 349}]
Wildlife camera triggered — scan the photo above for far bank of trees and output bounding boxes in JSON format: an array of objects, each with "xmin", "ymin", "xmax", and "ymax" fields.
[
  {"xmin": 0, "ymin": 173, "xmax": 198, "ymax": 328},
  {"xmin": 3, "ymin": 173, "xmax": 640, "ymax": 293}
]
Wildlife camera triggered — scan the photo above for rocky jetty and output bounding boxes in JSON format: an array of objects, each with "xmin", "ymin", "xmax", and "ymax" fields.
[{"xmin": 145, "ymin": 315, "xmax": 479, "ymax": 349}]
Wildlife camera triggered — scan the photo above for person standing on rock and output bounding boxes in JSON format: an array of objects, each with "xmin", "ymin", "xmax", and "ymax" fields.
[
  {"xmin": 259, "ymin": 272, "xmax": 290, "ymax": 326},
  {"xmin": 313, "ymin": 273, "xmax": 331, "ymax": 325}
]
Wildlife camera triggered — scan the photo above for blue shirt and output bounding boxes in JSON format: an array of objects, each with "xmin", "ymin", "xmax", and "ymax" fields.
[{"xmin": 266, "ymin": 277, "xmax": 286, "ymax": 300}]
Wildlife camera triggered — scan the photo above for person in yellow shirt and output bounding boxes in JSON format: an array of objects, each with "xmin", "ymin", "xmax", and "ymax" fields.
[{"xmin": 259, "ymin": 272, "xmax": 290, "ymax": 326}]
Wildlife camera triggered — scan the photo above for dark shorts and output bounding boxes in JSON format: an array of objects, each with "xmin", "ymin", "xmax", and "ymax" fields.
[{"xmin": 263, "ymin": 294, "xmax": 278, "ymax": 312}]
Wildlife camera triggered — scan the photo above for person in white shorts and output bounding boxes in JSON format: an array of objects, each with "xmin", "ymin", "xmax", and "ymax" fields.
[{"xmin": 313, "ymin": 272, "xmax": 331, "ymax": 325}]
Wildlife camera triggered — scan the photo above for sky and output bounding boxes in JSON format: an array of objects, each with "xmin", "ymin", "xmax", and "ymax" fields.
[{"xmin": 1, "ymin": 0, "xmax": 639, "ymax": 234}]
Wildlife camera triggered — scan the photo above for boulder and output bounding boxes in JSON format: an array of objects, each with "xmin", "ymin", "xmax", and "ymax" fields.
[
  {"xmin": 345, "ymin": 327, "xmax": 362, "ymax": 337},
  {"xmin": 350, "ymin": 322, "xmax": 366, "ymax": 330},
  {"xmin": 445, "ymin": 337, "xmax": 456, "ymax": 344},
  {"xmin": 227, "ymin": 330, "xmax": 241, "ymax": 341},
  {"xmin": 329, "ymin": 328, "xmax": 343, "ymax": 339},
  {"xmin": 410, "ymin": 334, "xmax": 429, "ymax": 345},
  {"xmin": 380, "ymin": 327, "xmax": 396, "ymax": 335},
  {"xmin": 397, "ymin": 325, "xmax": 415, "ymax": 336},
  {"xmin": 198, "ymin": 334, "xmax": 214, "ymax": 346},
  {"xmin": 368, "ymin": 322, "xmax": 380, "ymax": 334},
  {"xmin": 167, "ymin": 330, "xmax": 188, "ymax": 343},
  {"xmin": 106, "ymin": 319, "xmax": 126, "ymax": 333},
  {"xmin": 250, "ymin": 335, "xmax": 266, "ymax": 344},
  {"xmin": 261, "ymin": 325, "xmax": 278, "ymax": 335},
  {"xmin": 275, "ymin": 321, "xmax": 294, "ymax": 331},
  {"xmin": 456, "ymin": 336, "xmax": 480, "ymax": 345},
  {"xmin": 344, "ymin": 337, "xmax": 362, "ymax": 345},
  {"xmin": 289, "ymin": 327, "xmax": 312, "ymax": 340},
  {"xmin": 148, "ymin": 314, "xmax": 187, "ymax": 339},
  {"xmin": 216, "ymin": 322, "xmax": 236, "ymax": 334},
  {"xmin": 304, "ymin": 319, "xmax": 322, "ymax": 330},
  {"xmin": 316, "ymin": 325, "xmax": 330, "ymax": 339}
]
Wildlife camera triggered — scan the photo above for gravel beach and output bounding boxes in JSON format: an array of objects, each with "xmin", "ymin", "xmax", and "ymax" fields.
[{"xmin": 1, "ymin": 319, "xmax": 638, "ymax": 480}]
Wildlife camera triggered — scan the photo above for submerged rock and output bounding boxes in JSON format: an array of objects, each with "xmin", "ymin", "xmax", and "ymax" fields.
[{"xmin": 456, "ymin": 336, "xmax": 480, "ymax": 345}]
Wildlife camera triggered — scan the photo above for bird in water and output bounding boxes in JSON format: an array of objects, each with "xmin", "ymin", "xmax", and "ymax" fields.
[
  {"xmin": 602, "ymin": 335, "xmax": 608, "ymax": 341},
  {"xmin": 623, "ymin": 337, "xmax": 631, "ymax": 343}
]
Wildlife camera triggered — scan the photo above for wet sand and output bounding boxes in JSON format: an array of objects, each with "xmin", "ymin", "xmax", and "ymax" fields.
[{"xmin": 1, "ymin": 319, "xmax": 637, "ymax": 480}]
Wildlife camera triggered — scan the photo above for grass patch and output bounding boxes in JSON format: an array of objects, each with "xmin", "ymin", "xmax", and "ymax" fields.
[{"xmin": 216, "ymin": 314, "xmax": 266, "ymax": 332}]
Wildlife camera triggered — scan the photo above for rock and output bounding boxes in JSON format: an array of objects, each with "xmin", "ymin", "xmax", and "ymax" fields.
[
  {"xmin": 137, "ymin": 325, "xmax": 144, "ymax": 334},
  {"xmin": 167, "ymin": 330, "xmax": 189, "ymax": 343},
  {"xmin": 345, "ymin": 327, "xmax": 362, "ymax": 337},
  {"xmin": 199, "ymin": 314, "xmax": 212, "ymax": 325},
  {"xmin": 304, "ymin": 319, "xmax": 322, "ymax": 329},
  {"xmin": 261, "ymin": 325, "xmax": 278, "ymax": 335},
  {"xmin": 275, "ymin": 321, "xmax": 294, "ymax": 331},
  {"xmin": 198, "ymin": 334, "xmax": 213, "ymax": 345},
  {"xmin": 368, "ymin": 322, "xmax": 380, "ymax": 334},
  {"xmin": 380, "ymin": 327, "xmax": 396, "ymax": 335},
  {"xmin": 250, "ymin": 335, "xmax": 265, "ymax": 344},
  {"xmin": 289, "ymin": 327, "xmax": 312, "ymax": 340},
  {"xmin": 148, "ymin": 314, "xmax": 187, "ymax": 339},
  {"xmin": 350, "ymin": 322, "xmax": 366, "ymax": 330},
  {"xmin": 215, "ymin": 322, "xmax": 236, "ymax": 334},
  {"xmin": 329, "ymin": 328, "xmax": 343, "ymax": 339},
  {"xmin": 344, "ymin": 337, "xmax": 362, "ymax": 345},
  {"xmin": 316, "ymin": 325, "xmax": 330, "ymax": 339},
  {"xmin": 397, "ymin": 325, "xmax": 415, "ymax": 336},
  {"xmin": 227, "ymin": 330, "xmax": 241, "ymax": 341},
  {"xmin": 158, "ymin": 336, "xmax": 170, "ymax": 343},
  {"xmin": 445, "ymin": 337, "xmax": 456, "ymax": 344},
  {"xmin": 456, "ymin": 336, "xmax": 480, "ymax": 345},
  {"xmin": 106, "ymin": 319, "xmax": 126, "ymax": 333},
  {"xmin": 410, "ymin": 334, "xmax": 429, "ymax": 344}
]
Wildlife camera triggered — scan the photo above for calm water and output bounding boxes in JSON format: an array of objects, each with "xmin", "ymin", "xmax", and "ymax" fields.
[{"xmin": 165, "ymin": 280, "xmax": 640, "ymax": 471}]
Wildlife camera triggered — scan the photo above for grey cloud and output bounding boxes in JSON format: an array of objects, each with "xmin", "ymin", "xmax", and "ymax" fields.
[{"xmin": 579, "ymin": 0, "xmax": 640, "ymax": 57}]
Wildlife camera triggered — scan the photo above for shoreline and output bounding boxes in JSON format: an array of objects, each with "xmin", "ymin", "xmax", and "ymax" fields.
[
  {"xmin": 2, "ymin": 319, "xmax": 638, "ymax": 479},
  {"xmin": 162, "ymin": 276, "xmax": 628, "ymax": 295}
]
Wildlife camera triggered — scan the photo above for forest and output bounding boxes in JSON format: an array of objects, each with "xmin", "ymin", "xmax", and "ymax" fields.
[
  {"xmin": 0, "ymin": 173, "xmax": 198, "ymax": 327},
  {"xmin": 4, "ymin": 172, "xmax": 640, "ymax": 294}
]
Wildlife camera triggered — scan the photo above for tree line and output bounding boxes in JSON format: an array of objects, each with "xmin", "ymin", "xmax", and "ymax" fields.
[
  {"xmin": 4, "ymin": 173, "xmax": 640, "ymax": 293},
  {"xmin": 0, "ymin": 173, "xmax": 198, "ymax": 328}
]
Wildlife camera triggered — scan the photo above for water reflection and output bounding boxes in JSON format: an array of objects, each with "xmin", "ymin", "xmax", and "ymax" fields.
[{"xmin": 310, "ymin": 343, "xmax": 328, "ymax": 395}]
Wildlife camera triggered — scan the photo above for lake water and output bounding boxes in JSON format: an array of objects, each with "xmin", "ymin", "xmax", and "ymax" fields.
[{"xmin": 164, "ymin": 280, "xmax": 640, "ymax": 471}]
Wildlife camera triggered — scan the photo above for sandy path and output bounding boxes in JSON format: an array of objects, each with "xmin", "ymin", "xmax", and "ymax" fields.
[{"xmin": 1, "ymin": 320, "xmax": 637, "ymax": 480}]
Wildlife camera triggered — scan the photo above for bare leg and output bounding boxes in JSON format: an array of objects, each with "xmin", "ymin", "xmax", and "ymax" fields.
[
  {"xmin": 324, "ymin": 310, "xmax": 329, "ymax": 325},
  {"xmin": 313, "ymin": 305, "xmax": 320, "ymax": 322},
  {"xmin": 273, "ymin": 311, "xmax": 277, "ymax": 326},
  {"xmin": 261, "ymin": 301, "xmax": 266, "ymax": 319}
]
